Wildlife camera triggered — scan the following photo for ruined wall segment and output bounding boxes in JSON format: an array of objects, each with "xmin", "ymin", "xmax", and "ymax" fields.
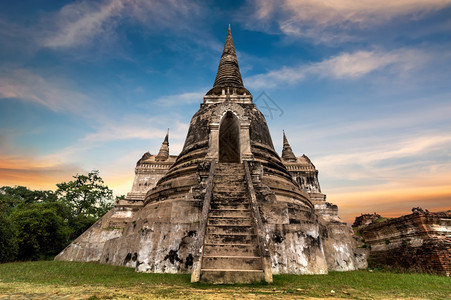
[{"xmin": 360, "ymin": 210, "xmax": 451, "ymax": 276}]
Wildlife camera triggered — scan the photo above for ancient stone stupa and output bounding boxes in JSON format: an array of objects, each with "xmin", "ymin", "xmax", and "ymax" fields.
[{"xmin": 56, "ymin": 27, "xmax": 366, "ymax": 283}]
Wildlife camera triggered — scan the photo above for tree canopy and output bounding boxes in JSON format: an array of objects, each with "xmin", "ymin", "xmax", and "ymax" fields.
[{"xmin": 0, "ymin": 170, "xmax": 116, "ymax": 262}]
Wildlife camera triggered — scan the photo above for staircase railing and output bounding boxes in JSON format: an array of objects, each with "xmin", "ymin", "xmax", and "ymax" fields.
[
  {"xmin": 191, "ymin": 160, "xmax": 216, "ymax": 283},
  {"xmin": 243, "ymin": 161, "xmax": 273, "ymax": 283}
]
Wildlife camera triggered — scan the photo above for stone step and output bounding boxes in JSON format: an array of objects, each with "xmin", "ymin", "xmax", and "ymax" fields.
[
  {"xmin": 215, "ymin": 169, "xmax": 245, "ymax": 178},
  {"xmin": 205, "ymin": 233, "xmax": 256, "ymax": 244},
  {"xmin": 202, "ymin": 256, "xmax": 262, "ymax": 270},
  {"xmin": 215, "ymin": 170, "xmax": 243, "ymax": 173},
  {"xmin": 213, "ymin": 179, "xmax": 246, "ymax": 183},
  {"xmin": 199, "ymin": 270, "xmax": 265, "ymax": 284},
  {"xmin": 213, "ymin": 191, "xmax": 247, "ymax": 198},
  {"xmin": 210, "ymin": 202, "xmax": 250, "ymax": 210},
  {"xmin": 203, "ymin": 243, "xmax": 260, "ymax": 256},
  {"xmin": 215, "ymin": 168, "xmax": 246, "ymax": 177},
  {"xmin": 211, "ymin": 199, "xmax": 249, "ymax": 206},
  {"xmin": 213, "ymin": 196, "xmax": 246, "ymax": 201},
  {"xmin": 207, "ymin": 217, "xmax": 252, "ymax": 226},
  {"xmin": 212, "ymin": 188, "xmax": 246, "ymax": 194},
  {"xmin": 214, "ymin": 171, "xmax": 245, "ymax": 175},
  {"xmin": 215, "ymin": 169, "xmax": 246, "ymax": 178},
  {"xmin": 214, "ymin": 168, "xmax": 244, "ymax": 173},
  {"xmin": 209, "ymin": 209, "xmax": 251, "ymax": 218},
  {"xmin": 206, "ymin": 224, "xmax": 254, "ymax": 235},
  {"xmin": 215, "ymin": 165, "xmax": 244, "ymax": 171},
  {"xmin": 213, "ymin": 186, "xmax": 246, "ymax": 192}
]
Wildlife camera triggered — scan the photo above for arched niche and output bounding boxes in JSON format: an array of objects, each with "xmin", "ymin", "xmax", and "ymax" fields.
[
  {"xmin": 206, "ymin": 102, "xmax": 253, "ymax": 162},
  {"xmin": 219, "ymin": 111, "xmax": 240, "ymax": 163}
]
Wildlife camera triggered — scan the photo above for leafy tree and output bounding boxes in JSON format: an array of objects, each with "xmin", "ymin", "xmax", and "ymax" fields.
[
  {"xmin": 56, "ymin": 170, "xmax": 114, "ymax": 239},
  {"xmin": 0, "ymin": 186, "xmax": 65, "ymax": 261},
  {"xmin": 0, "ymin": 170, "xmax": 115, "ymax": 261},
  {"xmin": 10, "ymin": 203, "xmax": 70, "ymax": 260},
  {"xmin": 0, "ymin": 186, "xmax": 57, "ymax": 209},
  {"xmin": 56, "ymin": 170, "xmax": 113, "ymax": 218},
  {"xmin": 0, "ymin": 212, "xmax": 18, "ymax": 262}
]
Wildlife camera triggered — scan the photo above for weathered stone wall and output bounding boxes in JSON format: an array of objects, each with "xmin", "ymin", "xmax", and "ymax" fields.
[
  {"xmin": 360, "ymin": 210, "xmax": 451, "ymax": 276},
  {"xmin": 100, "ymin": 199, "xmax": 202, "ymax": 273},
  {"xmin": 56, "ymin": 175, "xmax": 206, "ymax": 274},
  {"xmin": 55, "ymin": 210, "xmax": 125, "ymax": 262},
  {"xmin": 352, "ymin": 213, "xmax": 381, "ymax": 228},
  {"xmin": 319, "ymin": 216, "xmax": 369, "ymax": 271},
  {"xmin": 259, "ymin": 195, "xmax": 328, "ymax": 274}
]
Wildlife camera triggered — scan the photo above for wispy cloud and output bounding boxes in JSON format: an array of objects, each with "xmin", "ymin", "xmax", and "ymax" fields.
[
  {"xmin": 246, "ymin": 49, "xmax": 426, "ymax": 89},
  {"xmin": 40, "ymin": 0, "xmax": 203, "ymax": 49},
  {"xmin": 81, "ymin": 114, "xmax": 188, "ymax": 144},
  {"xmin": 0, "ymin": 69, "xmax": 89, "ymax": 113},
  {"xmin": 319, "ymin": 134, "xmax": 451, "ymax": 176},
  {"xmin": 0, "ymin": 143, "xmax": 83, "ymax": 190},
  {"xmin": 153, "ymin": 90, "xmax": 206, "ymax": 107},
  {"xmin": 244, "ymin": 0, "xmax": 451, "ymax": 42},
  {"xmin": 42, "ymin": 0, "xmax": 124, "ymax": 48},
  {"xmin": 82, "ymin": 124, "xmax": 167, "ymax": 143}
]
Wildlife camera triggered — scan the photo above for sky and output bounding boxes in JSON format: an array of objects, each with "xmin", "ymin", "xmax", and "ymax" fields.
[{"xmin": 1, "ymin": 0, "xmax": 450, "ymax": 223}]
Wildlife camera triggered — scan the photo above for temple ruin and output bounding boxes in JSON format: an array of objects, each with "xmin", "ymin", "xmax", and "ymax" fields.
[
  {"xmin": 55, "ymin": 27, "xmax": 366, "ymax": 283},
  {"xmin": 356, "ymin": 209, "xmax": 450, "ymax": 276}
]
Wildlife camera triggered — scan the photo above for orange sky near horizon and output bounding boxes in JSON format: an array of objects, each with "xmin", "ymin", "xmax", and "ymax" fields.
[{"xmin": 1, "ymin": 153, "xmax": 449, "ymax": 225}]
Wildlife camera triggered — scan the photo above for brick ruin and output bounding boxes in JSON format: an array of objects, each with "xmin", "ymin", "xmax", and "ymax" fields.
[
  {"xmin": 355, "ymin": 209, "xmax": 450, "ymax": 276},
  {"xmin": 55, "ymin": 27, "xmax": 366, "ymax": 283},
  {"xmin": 352, "ymin": 213, "xmax": 381, "ymax": 228}
]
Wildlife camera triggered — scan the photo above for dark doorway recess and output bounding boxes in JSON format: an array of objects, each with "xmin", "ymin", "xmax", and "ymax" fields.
[{"xmin": 219, "ymin": 111, "xmax": 240, "ymax": 163}]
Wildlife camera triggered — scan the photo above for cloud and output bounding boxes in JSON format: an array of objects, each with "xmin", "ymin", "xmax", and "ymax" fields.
[
  {"xmin": 282, "ymin": 0, "xmax": 451, "ymax": 26},
  {"xmin": 82, "ymin": 124, "xmax": 167, "ymax": 143},
  {"xmin": 0, "ymin": 69, "xmax": 89, "ymax": 113},
  {"xmin": 0, "ymin": 150, "xmax": 83, "ymax": 190},
  {"xmin": 153, "ymin": 91, "xmax": 206, "ymax": 107},
  {"xmin": 315, "ymin": 133, "xmax": 451, "ymax": 222},
  {"xmin": 317, "ymin": 133, "xmax": 451, "ymax": 181},
  {"xmin": 40, "ymin": 0, "xmax": 203, "ymax": 49},
  {"xmin": 42, "ymin": 0, "xmax": 124, "ymax": 48},
  {"xmin": 246, "ymin": 49, "xmax": 425, "ymax": 89},
  {"xmin": 80, "ymin": 114, "xmax": 189, "ymax": 144},
  {"xmin": 245, "ymin": 0, "xmax": 451, "ymax": 42}
]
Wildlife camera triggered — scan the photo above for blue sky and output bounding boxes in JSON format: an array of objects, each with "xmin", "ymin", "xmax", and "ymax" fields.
[{"xmin": 1, "ymin": 0, "xmax": 450, "ymax": 222}]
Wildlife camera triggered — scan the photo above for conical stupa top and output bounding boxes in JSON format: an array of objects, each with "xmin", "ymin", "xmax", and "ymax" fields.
[
  {"xmin": 212, "ymin": 25, "xmax": 244, "ymax": 89},
  {"xmin": 163, "ymin": 128, "xmax": 169, "ymax": 144},
  {"xmin": 282, "ymin": 130, "xmax": 297, "ymax": 162},
  {"xmin": 155, "ymin": 129, "xmax": 169, "ymax": 161}
]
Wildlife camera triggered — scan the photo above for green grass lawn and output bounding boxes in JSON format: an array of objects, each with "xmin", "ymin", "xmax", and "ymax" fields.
[{"xmin": 0, "ymin": 261, "xmax": 449, "ymax": 299}]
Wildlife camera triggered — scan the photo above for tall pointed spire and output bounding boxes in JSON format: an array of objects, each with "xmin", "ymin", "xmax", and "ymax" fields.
[
  {"xmin": 155, "ymin": 129, "xmax": 169, "ymax": 161},
  {"xmin": 163, "ymin": 128, "xmax": 169, "ymax": 144},
  {"xmin": 281, "ymin": 130, "xmax": 297, "ymax": 162},
  {"xmin": 213, "ymin": 25, "xmax": 244, "ymax": 89}
]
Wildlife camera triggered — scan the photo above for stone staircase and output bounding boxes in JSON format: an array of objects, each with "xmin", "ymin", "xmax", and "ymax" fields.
[{"xmin": 199, "ymin": 163, "xmax": 265, "ymax": 283}]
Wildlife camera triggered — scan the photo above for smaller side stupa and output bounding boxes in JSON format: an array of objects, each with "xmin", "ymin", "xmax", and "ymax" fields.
[{"xmin": 280, "ymin": 131, "xmax": 368, "ymax": 271}]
